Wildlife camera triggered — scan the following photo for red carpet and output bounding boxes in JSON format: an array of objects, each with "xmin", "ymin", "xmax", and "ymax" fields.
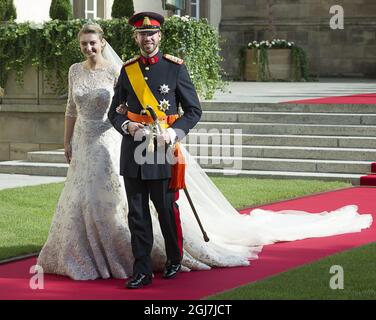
[
  {"xmin": 283, "ymin": 93, "xmax": 376, "ymax": 104},
  {"xmin": 361, "ymin": 174, "xmax": 376, "ymax": 186},
  {"xmin": 360, "ymin": 163, "xmax": 376, "ymax": 186},
  {"xmin": 0, "ymin": 187, "xmax": 375, "ymax": 300}
]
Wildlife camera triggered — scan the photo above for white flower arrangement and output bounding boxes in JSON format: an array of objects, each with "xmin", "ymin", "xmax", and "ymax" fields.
[
  {"xmin": 172, "ymin": 15, "xmax": 191, "ymax": 22},
  {"xmin": 248, "ymin": 39, "xmax": 295, "ymax": 49}
]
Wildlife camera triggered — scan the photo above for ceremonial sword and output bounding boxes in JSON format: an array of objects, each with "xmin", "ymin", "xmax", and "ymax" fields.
[{"xmin": 146, "ymin": 105, "xmax": 210, "ymax": 242}]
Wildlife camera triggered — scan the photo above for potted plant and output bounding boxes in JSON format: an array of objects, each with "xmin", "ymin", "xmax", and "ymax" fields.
[
  {"xmin": 244, "ymin": 39, "xmax": 308, "ymax": 81},
  {"xmin": 241, "ymin": 0, "xmax": 309, "ymax": 82}
]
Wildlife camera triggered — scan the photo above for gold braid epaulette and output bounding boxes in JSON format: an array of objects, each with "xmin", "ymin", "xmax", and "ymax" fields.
[
  {"xmin": 163, "ymin": 54, "xmax": 184, "ymax": 65},
  {"xmin": 123, "ymin": 55, "xmax": 140, "ymax": 67}
]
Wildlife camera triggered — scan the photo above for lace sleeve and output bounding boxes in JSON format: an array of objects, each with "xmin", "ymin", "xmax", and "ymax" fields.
[{"xmin": 65, "ymin": 64, "xmax": 77, "ymax": 118}]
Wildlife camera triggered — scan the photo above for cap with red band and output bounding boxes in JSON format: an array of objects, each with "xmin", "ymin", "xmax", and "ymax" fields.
[{"xmin": 128, "ymin": 12, "xmax": 165, "ymax": 32}]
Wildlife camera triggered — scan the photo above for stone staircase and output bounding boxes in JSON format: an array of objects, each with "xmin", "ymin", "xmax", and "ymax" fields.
[{"xmin": 1, "ymin": 102, "xmax": 376, "ymax": 184}]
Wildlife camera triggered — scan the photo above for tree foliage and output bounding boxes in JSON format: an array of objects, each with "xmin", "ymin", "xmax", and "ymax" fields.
[
  {"xmin": 49, "ymin": 0, "xmax": 73, "ymax": 20},
  {"xmin": 111, "ymin": 0, "xmax": 134, "ymax": 19},
  {"xmin": 0, "ymin": 17, "xmax": 225, "ymax": 99},
  {"xmin": 0, "ymin": 0, "xmax": 17, "ymax": 21}
]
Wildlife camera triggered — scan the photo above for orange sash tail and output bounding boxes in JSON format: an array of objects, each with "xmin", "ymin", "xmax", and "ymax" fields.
[{"xmin": 169, "ymin": 143, "xmax": 186, "ymax": 191}]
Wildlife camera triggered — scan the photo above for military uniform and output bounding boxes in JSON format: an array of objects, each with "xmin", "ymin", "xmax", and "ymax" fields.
[{"xmin": 108, "ymin": 12, "xmax": 202, "ymax": 281}]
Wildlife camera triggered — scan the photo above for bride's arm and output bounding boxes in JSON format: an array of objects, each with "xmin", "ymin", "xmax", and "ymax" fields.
[
  {"xmin": 64, "ymin": 116, "xmax": 76, "ymax": 163},
  {"xmin": 64, "ymin": 65, "xmax": 77, "ymax": 163}
]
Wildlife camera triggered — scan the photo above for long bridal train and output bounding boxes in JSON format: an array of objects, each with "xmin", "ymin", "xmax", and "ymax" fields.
[{"xmin": 176, "ymin": 146, "xmax": 372, "ymax": 271}]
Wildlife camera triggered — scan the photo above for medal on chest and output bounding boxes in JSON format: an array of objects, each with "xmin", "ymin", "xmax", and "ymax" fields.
[
  {"xmin": 158, "ymin": 84, "xmax": 170, "ymax": 95},
  {"xmin": 158, "ymin": 99, "xmax": 170, "ymax": 112}
]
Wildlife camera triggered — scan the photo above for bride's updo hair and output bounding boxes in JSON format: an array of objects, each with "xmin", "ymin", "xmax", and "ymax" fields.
[{"xmin": 78, "ymin": 22, "xmax": 104, "ymax": 41}]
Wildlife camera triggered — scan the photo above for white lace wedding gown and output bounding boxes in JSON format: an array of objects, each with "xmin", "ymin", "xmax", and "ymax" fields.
[{"xmin": 37, "ymin": 62, "xmax": 372, "ymax": 280}]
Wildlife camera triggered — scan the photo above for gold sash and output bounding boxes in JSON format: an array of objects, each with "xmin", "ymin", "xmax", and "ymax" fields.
[{"xmin": 124, "ymin": 61, "xmax": 165, "ymax": 119}]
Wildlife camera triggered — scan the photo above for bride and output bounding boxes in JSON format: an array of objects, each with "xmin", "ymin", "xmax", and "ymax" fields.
[{"xmin": 37, "ymin": 23, "xmax": 372, "ymax": 281}]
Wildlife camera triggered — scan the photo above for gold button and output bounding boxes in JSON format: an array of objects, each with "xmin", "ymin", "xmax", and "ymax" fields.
[
  {"xmin": 145, "ymin": 67, "xmax": 150, "ymax": 71},
  {"xmin": 144, "ymin": 77, "xmax": 148, "ymax": 80}
]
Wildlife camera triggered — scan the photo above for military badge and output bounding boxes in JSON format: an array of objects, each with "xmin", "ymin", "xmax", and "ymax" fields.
[
  {"xmin": 159, "ymin": 84, "xmax": 170, "ymax": 95},
  {"xmin": 158, "ymin": 99, "xmax": 170, "ymax": 112}
]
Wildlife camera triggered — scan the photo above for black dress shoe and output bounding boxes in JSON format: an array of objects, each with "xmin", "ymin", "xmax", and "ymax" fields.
[
  {"xmin": 163, "ymin": 264, "xmax": 181, "ymax": 279},
  {"xmin": 125, "ymin": 273, "xmax": 152, "ymax": 289}
]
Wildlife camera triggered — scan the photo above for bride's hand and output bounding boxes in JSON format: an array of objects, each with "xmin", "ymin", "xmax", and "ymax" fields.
[
  {"xmin": 64, "ymin": 144, "xmax": 72, "ymax": 164},
  {"xmin": 127, "ymin": 121, "xmax": 144, "ymax": 136},
  {"xmin": 116, "ymin": 104, "xmax": 127, "ymax": 115}
]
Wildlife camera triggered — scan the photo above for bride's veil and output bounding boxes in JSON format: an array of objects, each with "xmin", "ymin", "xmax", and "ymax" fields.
[{"xmin": 102, "ymin": 40, "xmax": 124, "ymax": 69}]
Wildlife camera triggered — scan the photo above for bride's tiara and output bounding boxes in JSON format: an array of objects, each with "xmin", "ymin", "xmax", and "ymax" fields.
[{"xmin": 82, "ymin": 20, "xmax": 102, "ymax": 28}]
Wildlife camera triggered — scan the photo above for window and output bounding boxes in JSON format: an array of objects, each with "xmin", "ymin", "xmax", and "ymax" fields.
[
  {"xmin": 190, "ymin": 0, "xmax": 200, "ymax": 20},
  {"xmin": 85, "ymin": 0, "xmax": 97, "ymax": 19}
]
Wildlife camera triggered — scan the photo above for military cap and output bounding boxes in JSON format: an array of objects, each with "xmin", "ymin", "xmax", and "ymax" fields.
[{"xmin": 128, "ymin": 12, "xmax": 165, "ymax": 32}]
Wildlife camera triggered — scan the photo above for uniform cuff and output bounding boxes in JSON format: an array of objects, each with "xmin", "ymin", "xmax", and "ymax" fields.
[
  {"xmin": 167, "ymin": 127, "xmax": 177, "ymax": 143},
  {"xmin": 121, "ymin": 120, "xmax": 130, "ymax": 134}
]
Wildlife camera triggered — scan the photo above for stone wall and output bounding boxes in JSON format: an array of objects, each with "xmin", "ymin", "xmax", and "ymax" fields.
[
  {"xmin": 0, "ymin": 65, "xmax": 66, "ymax": 160},
  {"xmin": 220, "ymin": 0, "xmax": 376, "ymax": 79},
  {"xmin": 0, "ymin": 105, "xmax": 65, "ymax": 161},
  {"xmin": 1, "ymin": 66, "xmax": 66, "ymax": 105}
]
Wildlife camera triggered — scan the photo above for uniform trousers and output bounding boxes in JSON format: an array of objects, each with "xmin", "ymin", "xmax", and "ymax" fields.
[{"xmin": 123, "ymin": 176, "xmax": 183, "ymax": 275}]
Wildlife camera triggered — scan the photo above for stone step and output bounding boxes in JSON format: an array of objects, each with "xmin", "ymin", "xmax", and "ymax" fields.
[
  {"xmin": 28, "ymin": 150, "xmax": 66, "ymax": 163},
  {"xmin": 205, "ymin": 168, "xmax": 361, "ymax": 184},
  {"xmin": 0, "ymin": 159, "xmax": 363, "ymax": 183},
  {"xmin": 195, "ymin": 122, "xmax": 376, "ymax": 136},
  {"xmin": 28, "ymin": 135, "xmax": 376, "ymax": 155},
  {"xmin": 195, "ymin": 156, "xmax": 371, "ymax": 174},
  {"xmin": 26, "ymin": 143, "xmax": 376, "ymax": 165},
  {"xmin": 201, "ymin": 102, "xmax": 376, "ymax": 113},
  {"xmin": 201, "ymin": 111, "xmax": 376, "ymax": 125},
  {"xmin": 185, "ymin": 144, "xmax": 376, "ymax": 161},
  {"xmin": 25, "ymin": 149, "xmax": 371, "ymax": 174},
  {"xmin": 186, "ymin": 133, "xmax": 376, "ymax": 149},
  {"xmin": 0, "ymin": 161, "xmax": 68, "ymax": 176}
]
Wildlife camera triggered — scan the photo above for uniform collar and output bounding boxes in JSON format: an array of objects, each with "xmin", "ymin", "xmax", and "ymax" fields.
[{"xmin": 140, "ymin": 51, "xmax": 162, "ymax": 65}]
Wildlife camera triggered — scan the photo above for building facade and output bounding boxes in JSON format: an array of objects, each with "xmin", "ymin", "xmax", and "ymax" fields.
[
  {"xmin": 219, "ymin": 0, "xmax": 376, "ymax": 79},
  {"xmin": 14, "ymin": 0, "xmax": 221, "ymax": 29},
  {"xmin": 13, "ymin": 1, "xmax": 373, "ymax": 79},
  {"xmin": 177, "ymin": 0, "xmax": 221, "ymax": 30},
  {"xmin": 14, "ymin": 0, "xmax": 168, "ymax": 22}
]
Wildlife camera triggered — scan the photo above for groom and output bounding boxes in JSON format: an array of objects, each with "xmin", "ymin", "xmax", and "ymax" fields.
[{"xmin": 108, "ymin": 11, "xmax": 202, "ymax": 289}]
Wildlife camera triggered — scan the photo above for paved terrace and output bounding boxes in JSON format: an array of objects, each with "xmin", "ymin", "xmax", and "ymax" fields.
[{"xmin": 207, "ymin": 79, "xmax": 376, "ymax": 103}]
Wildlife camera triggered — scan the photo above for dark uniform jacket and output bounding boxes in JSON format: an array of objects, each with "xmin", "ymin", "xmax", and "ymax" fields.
[{"xmin": 108, "ymin": 50, "xmax": 202, "ymax": 180}]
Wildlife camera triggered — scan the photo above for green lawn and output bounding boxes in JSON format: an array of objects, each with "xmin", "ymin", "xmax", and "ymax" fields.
[
  {"xmin": 0, "ymin": 183, "xmax": 63, "ymax": 260},
  {"xmin": 0, "ymin": 178, "xmax": 350, "ymax": 261},
  {"xmin": 210, "ymin": 177, "xmax": 351, "ymax": 209},
  {"xmin": 207, "ymin": 242, "xmax": 376, "ymax": 300}
]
